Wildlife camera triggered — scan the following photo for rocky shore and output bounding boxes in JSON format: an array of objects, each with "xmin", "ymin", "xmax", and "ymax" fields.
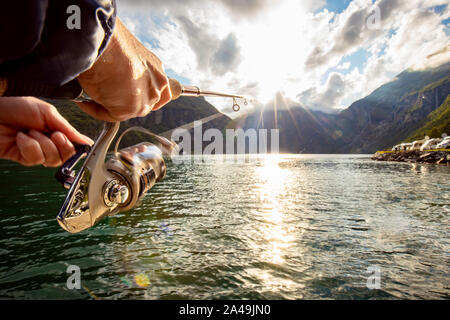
[{"xmin": 372, "ymin": 150, "xmax": 450, "ymax": 165}]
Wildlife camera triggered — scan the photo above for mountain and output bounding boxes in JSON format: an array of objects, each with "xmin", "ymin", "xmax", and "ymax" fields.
[
  {"xmin": 233, "ymin": 95, "xmax": 343, "ymax": 153},
  {"xmin": 334, "ymin": 63, "xmax": 450, "ymax": 152},
  {"xmin": 237, "ymin": 62, "xmax": 450, "ymax": 153}
]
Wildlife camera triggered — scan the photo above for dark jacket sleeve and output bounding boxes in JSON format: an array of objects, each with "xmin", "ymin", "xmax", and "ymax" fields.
[{"xmin": 0, "ymin": 0, "xmax": 116, "ymax": 98}]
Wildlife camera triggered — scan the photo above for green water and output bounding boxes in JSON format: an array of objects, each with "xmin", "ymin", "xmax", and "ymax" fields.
[{"xmin": 0, "ymin": 155, "xmax": 448, "ymax": 299}]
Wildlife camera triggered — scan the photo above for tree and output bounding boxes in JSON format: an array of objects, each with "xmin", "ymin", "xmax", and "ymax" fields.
[{"xmin": 429, "ymin": 128, "xmax": 440, "ymax": 138}]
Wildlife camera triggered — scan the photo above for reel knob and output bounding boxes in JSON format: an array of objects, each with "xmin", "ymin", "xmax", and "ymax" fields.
[
  {"xmin": 104, "ymin": 180, "xmax": 130, "ymax": 207},
  {"xmin": 109, "ymin": 184, "xmax": 129, "ymax": 205}
]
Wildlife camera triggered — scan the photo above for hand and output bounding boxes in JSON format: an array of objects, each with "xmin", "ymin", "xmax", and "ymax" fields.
[
  {"xmin": 76, "ymin": 18, "xmax": 172, "ymax": 122},
  {"xmin": 0, "ymin": 97, "xmax": 93, "ymax": 167}
]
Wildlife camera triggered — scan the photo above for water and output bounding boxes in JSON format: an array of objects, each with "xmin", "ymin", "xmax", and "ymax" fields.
[{"xmin": 0, "ymin": 155, "xmax": 449, "ymax": 300}]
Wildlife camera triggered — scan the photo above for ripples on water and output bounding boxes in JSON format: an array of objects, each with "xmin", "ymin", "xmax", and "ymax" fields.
[{"xmin": 0, "ymin": 155, "xmax": 448, "ymax": 299}]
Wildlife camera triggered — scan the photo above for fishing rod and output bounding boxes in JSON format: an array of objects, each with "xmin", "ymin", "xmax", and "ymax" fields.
[
  {"xmin": 55, "ymin": 78, "xmax": 251, "ymax": 233},
  {"xmin": 74, "ymin": 78, "xmax": 251, "ymax": 112},
  {"xmin": 168, "ymin": 79, "xmax": 251, "ymax": 112}
]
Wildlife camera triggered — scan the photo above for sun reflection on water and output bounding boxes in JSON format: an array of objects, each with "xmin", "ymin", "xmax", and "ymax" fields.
[{"xmin": 253, "ymin": 156, "xmax": 295, "ymax": 265}]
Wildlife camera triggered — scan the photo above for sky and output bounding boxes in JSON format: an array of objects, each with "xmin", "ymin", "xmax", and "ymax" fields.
[{"xmin": 116, "ymin": 0, "xmax": 450, "ymax": 114}]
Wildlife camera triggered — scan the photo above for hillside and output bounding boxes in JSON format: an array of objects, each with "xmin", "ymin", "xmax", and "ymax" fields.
[
  {"xmin": 406, "ymin": 95, "xmax": 450, "ymax": 141},
  {"xmin": 334, "ymin": 62, "xmax": 450, "ymax": 152}
]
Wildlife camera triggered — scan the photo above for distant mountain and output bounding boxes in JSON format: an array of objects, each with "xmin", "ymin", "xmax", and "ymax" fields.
[
  {"xmin": 334, "ymin": 62, "xmax": 450, "ymax": 152},
  {"xmin": 233, "ymin": 95, "xmax": 342, "ymax": 153},
  {"xmin": 237, "ymin": 62, "xmax": 450, "ymax": 153}
]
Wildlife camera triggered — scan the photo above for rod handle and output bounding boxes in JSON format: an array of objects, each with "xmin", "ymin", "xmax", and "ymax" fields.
[{"xmin": 168, "ymin": 78, "xmax": 183, "ymax": 101}]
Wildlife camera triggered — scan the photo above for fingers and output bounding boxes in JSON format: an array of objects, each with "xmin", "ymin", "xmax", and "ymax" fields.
[
  {"xmin": 0, "ymin": 97, "xmax": 94, "ymax": 147},
  {"xmin": 16, "ymin": 131, "xmax": 78, "ymax": 167},
  {"xmin": 150, "ymin": 71, "xmax": 171, "ymax": 111},
  {"xmin": 51, "ymin": 131, "xmax": 76, "ymax": 162},
  {"xmin": 28, "ymin": 130, "xmax": 62, "ymax": 167},
  {"xmin": 152, "ymin": 85, "xmax": 172, "ymax": 111},
  {"xmin": 16, "ymin": 132, "xmax": 45, "ymax": 166},
  {"xmin": 136, "ymin": 76, "xmax": 172, "ymax": 115},
  {"xmin": 40, "ymin": 102, "xmax": 94, "ymax": 145},
  {"xmin": 76, "ymin": 101, "xmax": 124, "ymax": 122},
  {"xmin": 133, "ymin": 81, "xmax": 171, "ymax": 116},
  {"xmin": 30, "ymin": 130, "xmax": 80, "ymax": 167}
]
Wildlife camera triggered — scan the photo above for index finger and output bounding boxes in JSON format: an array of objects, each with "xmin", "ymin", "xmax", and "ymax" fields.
[{"xmin": 43, "ymin": 105, "xmax": 94, "ymax": 145}]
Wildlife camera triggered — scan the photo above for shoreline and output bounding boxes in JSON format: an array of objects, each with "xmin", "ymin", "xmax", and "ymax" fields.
[{"xmin": 372, "ymin": 150, "xmax": 450, "ymax": 165}]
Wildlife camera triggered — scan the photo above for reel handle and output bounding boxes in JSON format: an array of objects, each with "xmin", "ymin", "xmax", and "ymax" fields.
[{"xmin": 55, "ymin": 144, "xmax": 91, "ymax": 189}]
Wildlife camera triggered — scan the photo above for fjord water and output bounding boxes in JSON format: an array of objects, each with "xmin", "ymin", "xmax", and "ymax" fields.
[{"xmin": 0, "ymin": 155, "xmax": 448, "ymax": 300}]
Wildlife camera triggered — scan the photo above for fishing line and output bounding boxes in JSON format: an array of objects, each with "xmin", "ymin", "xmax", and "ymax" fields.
[
  {"xmin": 114, "ymin": 126, "xmax": 179, "ymax": 159},
  {"xmin": 159, "ymin": 112, "xmax": 225, "ymax": 138}
]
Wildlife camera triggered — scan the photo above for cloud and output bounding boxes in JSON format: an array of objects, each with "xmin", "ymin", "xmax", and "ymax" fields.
[
  {"xmin": 298, "ymin": 72, "xmax": 348, "ymax": 112},
  {"xmin": 116, "ymin": 0, "xmax": 450, "ymax": 114},
  {"xmin": 304, "ymin": 0, "xmax": 449, "ymax": 72},
  {"xmin": 304, "ymin": 0, "xmax": 402, "ymax": 71},
  {"xmin": 174, "ymin": 16, "xmax": 217, "ymax": 72},
  {"xmin": 211, "ymin": 33, "xmax": 241, "ymax": 75},
  {"xmin": 174, "ymin": 16, "xmax": 242, "ymax": 76},
  {"xmin": 418, "ymin": 44, "xmax": 450, "ymax": 69},
  {"xmin": 300, "ymin": 0, "xmax": 450, "ymax": 111},
  {"xmin": 219, "ymin": 0, "xmax": 275, "ymax": 17},
  {"xmin": 117, "ymin": 0, "xmax": 275, "ymax": 18}
]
